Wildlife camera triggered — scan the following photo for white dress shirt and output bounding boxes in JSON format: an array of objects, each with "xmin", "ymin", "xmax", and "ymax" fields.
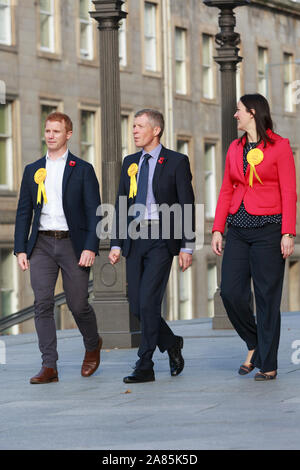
[{"xmin": 39, "ymin": 149, "xmax": 69, "ymax": 231}]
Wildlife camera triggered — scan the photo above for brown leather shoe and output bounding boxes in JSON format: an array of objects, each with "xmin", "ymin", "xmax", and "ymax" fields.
[
  {"xmin": 30, "ymin": 366, "xmax": 58, "ymax": 384},
  {"xmin": 81, "ymin": 337, "xmax": 103, "ymax": 377}
]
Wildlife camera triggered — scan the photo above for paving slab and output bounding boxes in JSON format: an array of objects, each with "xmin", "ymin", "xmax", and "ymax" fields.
[{"xmin": 0, "ymin": 313, "xmax": 300, "ymax": 450}]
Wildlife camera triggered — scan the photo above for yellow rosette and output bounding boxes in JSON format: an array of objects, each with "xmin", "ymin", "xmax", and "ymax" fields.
[
  {"xmin": 128, "ymin": 163, "xmax": 138, "ymax": 198},
  {"xmin": 247, "ymin": 148, "xmax": 264, "ymax": 187},
  {"xmin": 34, "ymin": 168, "xmax": 48, "ymax": 205}
]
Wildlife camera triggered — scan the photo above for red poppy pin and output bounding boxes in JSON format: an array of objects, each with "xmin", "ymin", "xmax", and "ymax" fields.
[
  {"xmin": 158, "ymin": 157, "xmax": 165, "ymax": 164},
  {"xmin": 69, "ymin": 160, "xmax": 76, "ymax": 167}
]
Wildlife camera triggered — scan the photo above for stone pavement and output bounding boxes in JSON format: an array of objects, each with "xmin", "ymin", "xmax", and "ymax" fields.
[{"xmin": 0, "ymin": 312, "xmax": 300, "ymax": 450}]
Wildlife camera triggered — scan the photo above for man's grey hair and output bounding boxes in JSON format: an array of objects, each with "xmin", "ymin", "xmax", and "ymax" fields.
[{"xmin": 134, "ymin": 109, "xmax": 165, "ymax": 138}]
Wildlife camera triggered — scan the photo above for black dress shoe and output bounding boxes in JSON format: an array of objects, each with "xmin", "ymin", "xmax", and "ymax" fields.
[
  {"xmin": 123, "ymin": 369, "xmax": 155, "ymax": 383},
  {"xmin": 168, "ymin": 336, "xmax": 184, "ymax": 376}
]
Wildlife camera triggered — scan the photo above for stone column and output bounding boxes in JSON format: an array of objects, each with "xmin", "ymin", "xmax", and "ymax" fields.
[
  {"xmin": 89, "ymin": 0, "xmax": 140, "ymax": 348},
  {"xmin": 203, "ymin": 0, "xmax": 249, "ymax": 328}
]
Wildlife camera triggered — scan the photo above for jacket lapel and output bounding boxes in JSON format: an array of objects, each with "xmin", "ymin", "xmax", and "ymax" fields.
[
  {"xmin": 34, "ymin": 156, "xmax": 47, "ymax": 209},
  {"xmin": 127, "ymin": 151, "xmax": 142, "ymax": 196},
  {"xmin": 62, "ymin": 151, "xmax": 74, "ymax": 196},
  {"xmin": 235, "ymin": 139, "xmax": 245, "ymax": 181},
  {"xmin": 152, "ymin": 146, "xmax": 168, "ymax": 197}
]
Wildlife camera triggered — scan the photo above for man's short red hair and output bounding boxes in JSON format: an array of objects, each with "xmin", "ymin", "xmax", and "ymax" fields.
[{"xmin": 45, "ymin": 112, "xmax": 73, "ymax": 133}]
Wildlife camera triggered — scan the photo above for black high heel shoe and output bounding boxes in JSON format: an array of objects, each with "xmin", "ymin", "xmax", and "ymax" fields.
[
  {"xmin": 238, "ymin": 363, "xmax": 255, "ymax": 375},
  {"xmin": 254, "ymin": 371, "xmax": 277, "ymax": 381}
]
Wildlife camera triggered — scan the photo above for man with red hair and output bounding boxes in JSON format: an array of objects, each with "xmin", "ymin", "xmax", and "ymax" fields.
[{"xmin": 15, "ymin": 112, "xmax": 102, "ymax": 384}]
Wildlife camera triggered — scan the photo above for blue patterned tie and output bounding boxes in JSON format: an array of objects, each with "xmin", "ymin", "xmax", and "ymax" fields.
[{"xmin": 135, "ymin": 153, "xmax": 151, "ymax": 219}]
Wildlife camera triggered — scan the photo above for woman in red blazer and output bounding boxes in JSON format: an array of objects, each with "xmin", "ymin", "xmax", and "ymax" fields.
[{"xmin": 212, "ymin": 94, "xmax": 297, "ymax": 381}]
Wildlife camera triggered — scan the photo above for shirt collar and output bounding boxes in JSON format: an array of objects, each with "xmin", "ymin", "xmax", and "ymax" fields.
[
  {"xmin": 46, "ymin": 149, "xmax": 69, "ymax": 162},
  {"xmin": 141, "ymin": 143, "xmax": 162, "ymax": 161}
]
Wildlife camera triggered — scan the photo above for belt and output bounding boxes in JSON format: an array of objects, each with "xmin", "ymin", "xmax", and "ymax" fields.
[
  {"xmin": 39, "ymin": 230, "xmax": 69, "ymax": 239},
  {"xmin": 139, "ymin": 219, "xmax": 160, "ymax": 227}
]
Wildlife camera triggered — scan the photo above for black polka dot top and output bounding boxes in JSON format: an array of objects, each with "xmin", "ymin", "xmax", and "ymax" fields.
[{"xmin": 227, "ymin": 141, "xmax": 282, "ymax": 228}]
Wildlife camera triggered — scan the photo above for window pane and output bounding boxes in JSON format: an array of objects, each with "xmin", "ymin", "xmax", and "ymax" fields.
[
  {"xmin": 79, "ymin": 0, "xmax": 93, "ymax": 59},
  {"xmin": 283, "ymin": 53, "xmax": 293, "ymax": 112},
  {"xmin": 145, "ymin": 2, "xmax": 156, "ymax": 36},
  {"xmin": 40, "ymin": 13, "xmax": 50, "ymax": 48},
  {"xmin": 40, "ymin": 0, "xmax": 51, "ymax": 12},
  {"xmin": 202, "ymin": 35, "xmax": 214, "ymax": 99},
  {"xmin": 119, "ymin": 19, "xmax": 127, "ymax": 66},
  {"xmin": 121, "ymin": 115, "xmax": 128, "ymax": 159},
  {"xmin": 41, "ymin": 104, "xmax": 57, "ymax": 153},
  {"xmin": 80, "ymin": 23, "xmax": 89, "ymax": 52},
  {"xmin": 40, "ymin": 0, "xmax": 54, "ymax": 51},
  {"xmin": 0, "ymin": 103, "xmax": 12, "ymax": 188},
  {"xmin": 202, "ymin": 34, "xmax": 211, "ymax": 66},
  {"xmin": 144, "ymin": 2, "xmax": 157, "ymax": 71},
  {"xmin": 205, "ymin": 143, "xmax": 216, "ymax": 218},
  {"xmin": 81, "ymin": 110, "xmax": 95, "ymax": 164},
  {"xmin": 79, "ymin": 0, "xmax": 90, "ymax": 20},
  {"xmin": 0, "ymin": 138, "xmax": 7, "ymax": 185},
  {"xmin": 175, "ymin": 28, "xmax": 187, "ymax": 94},
  {"xmin": 0, "ymin": 0, "xmax": 11, "ymax": 45},
  {"xmin": 0, "ymin": 104, "xmax": 8, "ymax": 134},
  {"xmin": 175, "ymin": 28, "xmax": 185, "ymax": 59},
  {"xmin": 177, "ymin": 140, "xmax": 189, "ymax": 155}
]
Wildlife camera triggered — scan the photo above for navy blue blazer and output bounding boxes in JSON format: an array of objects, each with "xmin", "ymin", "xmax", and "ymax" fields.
[
  {"xmin": 14, "ymin": 152, "xmax": 101, "ymax": 259},
  {"xmin": 110, "ymin": 145, "xmax": 195, "ymax": 257}
]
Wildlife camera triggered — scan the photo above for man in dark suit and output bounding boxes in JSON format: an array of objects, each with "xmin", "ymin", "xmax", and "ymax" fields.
[
  {"xmin": 108, "ymin": 109, "xmax": 195, "ymax": 383},
  {"xmin": 14, "ymin": 112, "xmax": 102, "ymax": 384}
]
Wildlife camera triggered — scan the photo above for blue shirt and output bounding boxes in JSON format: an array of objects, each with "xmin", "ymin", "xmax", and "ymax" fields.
[{"xmin": 138, "ymin": 144, "xmax": 161, "ymax": 220}]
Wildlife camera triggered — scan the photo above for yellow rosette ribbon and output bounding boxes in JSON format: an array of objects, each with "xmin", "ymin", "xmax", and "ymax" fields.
[
  {"xmin": 247, "ymin": 148, "xmax": 264, "ymax": 187},
  {"xmin": 128, "ymin": 163, "xmax": 138, "ymax": 199},
  {"xmin": 34, "ymin": 168, "xmax": 48, "ymax": 205}
]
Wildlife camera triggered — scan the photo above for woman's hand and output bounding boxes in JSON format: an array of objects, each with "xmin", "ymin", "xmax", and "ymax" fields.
[
  {"xmin": 211, "ymin": 231, "xmax": 223, "ymax": 256},
  {"xmin": 281, "ymin": 235, "xmax": 295, "ymax": 259}
]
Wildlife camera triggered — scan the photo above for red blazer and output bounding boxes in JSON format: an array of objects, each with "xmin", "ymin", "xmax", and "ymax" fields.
[{"xmin": 213, "ymin": 129, "xmax": 297, "ymax": 235}]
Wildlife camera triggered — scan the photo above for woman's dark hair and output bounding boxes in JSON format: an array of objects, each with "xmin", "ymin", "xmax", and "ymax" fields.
[{"xmin": 238, "ymin": 93, "xmax": 274, "ymax": 147}]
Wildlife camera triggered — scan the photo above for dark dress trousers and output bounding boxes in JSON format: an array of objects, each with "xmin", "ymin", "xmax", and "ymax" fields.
[
  {"xmin": 14, "ymin": 152, "xmax": 101, "ymax": 369},
  {"xmin": 111, "ymin": 146, "xmax": 195, "ymax": 370}
]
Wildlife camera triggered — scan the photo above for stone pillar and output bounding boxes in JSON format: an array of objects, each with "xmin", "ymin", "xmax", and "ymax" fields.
[
  {"xmin": 203, "ymin": 0, "xmax": 249, "ymax": 328},
  {"xmin": 89, "ymin": 0, "xmax": 140, "ymax": 348}
]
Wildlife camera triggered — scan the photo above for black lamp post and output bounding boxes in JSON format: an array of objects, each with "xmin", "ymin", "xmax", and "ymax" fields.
[
  {"xmin": 204, "ymin": 0, "xmax": 250, "ymax": 168},
  {"xmin": 89, "ymin": 1, "xmax": 140, "ymax": 348},
  {"xmin": 203, "ymin": 0, "xmax": 250, "ymax": 329}
]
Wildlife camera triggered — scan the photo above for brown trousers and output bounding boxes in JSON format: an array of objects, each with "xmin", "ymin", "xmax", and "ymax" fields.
[{"xmin": 30, "ymin": 233, "xmax": 99, "ymax": 369}]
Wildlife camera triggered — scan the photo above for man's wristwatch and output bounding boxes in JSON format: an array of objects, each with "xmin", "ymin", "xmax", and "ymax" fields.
[{"xmin": 283, "ymin": 234, "xmax": 295, "ymax": 238}]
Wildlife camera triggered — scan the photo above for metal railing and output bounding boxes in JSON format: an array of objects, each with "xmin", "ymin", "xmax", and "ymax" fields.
[{"xmin": 0, "ymin": 281, "xmax": 93, "ymax": 334}]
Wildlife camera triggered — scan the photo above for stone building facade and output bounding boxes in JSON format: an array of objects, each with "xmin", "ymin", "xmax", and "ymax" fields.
[{"xmin": 0, "ymin": 0, "xmax": 300, "ymax": 334}]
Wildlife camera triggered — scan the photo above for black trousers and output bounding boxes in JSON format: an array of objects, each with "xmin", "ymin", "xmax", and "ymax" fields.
[
  {"xmin": 126, "ymin": 231, "xmax": 176, "ymax": 371},
  {"xmin": 220, "ymin": 224, "xmax": 285, "ymax": 372}
]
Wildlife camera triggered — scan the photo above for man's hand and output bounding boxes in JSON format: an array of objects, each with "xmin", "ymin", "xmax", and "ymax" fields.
[
  {"xmin": 78, "ymin": 250, "xmax": 96, "ymax": 267},
  {"xmin": 281, "ymin": 235, "xmax": 294, "ymax": 259},
  {"xmin": 17, "ymin": 253, "xmax": 29, "ymax": 271},
  {"xmin": 179, "ymin": 252, "xmax": 192, "ymax": 272},
  {"xmin": 211, "ymin": 231, "xmax": 223, "ymax": 256},
  {"xmin": 108, "ymin": 248, "xmax": 121, "ymax": 265}
]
